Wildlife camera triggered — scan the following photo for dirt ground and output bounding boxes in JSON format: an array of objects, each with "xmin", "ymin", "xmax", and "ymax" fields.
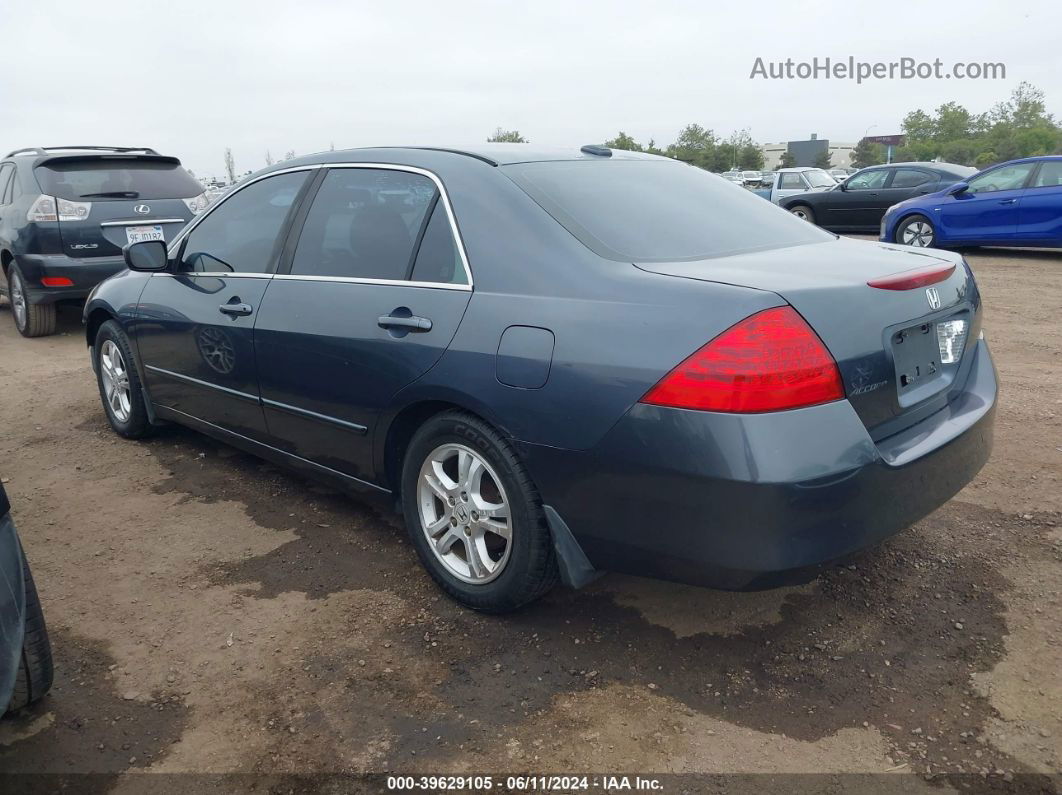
[{"xmin": 0, "ymin": 244, "xmax": 1059, "ymax": 793}]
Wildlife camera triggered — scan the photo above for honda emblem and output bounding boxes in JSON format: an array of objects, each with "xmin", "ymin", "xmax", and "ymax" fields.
[{"xmin": 925, "ymin": 287, "xmax": 941, "ymax": 310}]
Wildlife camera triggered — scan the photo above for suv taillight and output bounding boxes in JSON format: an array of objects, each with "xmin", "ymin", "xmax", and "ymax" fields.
[
  {"xmin": 640, "ymin": 306, "xmax": 844, "ymax": 413},
  {"xmin": 27, "ymin": 195, "xmax": 91, "ymax": 223}
]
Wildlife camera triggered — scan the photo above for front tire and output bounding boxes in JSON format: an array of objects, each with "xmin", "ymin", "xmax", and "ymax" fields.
[
  {"xmin": 788, "ymin": 204, "xmax": 815, "ymax": 224},
  {"xmin": 401, "ymin": 411, "xmax": 558, "ymax": 612},
  {"xmin": 5, "ymin": 556, "xmax": 53, "ymax": 714},
  {"xmin": 896, "ymin": 215, "xmax": 936, "ymax": 248},
  {"xmin": 8, "ymin": 265, "xmax": 57, "ymax": 338},
  {"xmin": 95, "ymin": 320, "xmax": 154, "ymax": 439}
]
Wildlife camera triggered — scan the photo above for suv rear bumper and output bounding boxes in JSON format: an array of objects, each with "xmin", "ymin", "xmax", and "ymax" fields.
[{"xmin": 14, "ymin": 254, "xmax": 125, "ymax": 304}]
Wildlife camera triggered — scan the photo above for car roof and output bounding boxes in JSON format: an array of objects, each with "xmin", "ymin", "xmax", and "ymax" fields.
[{"xmin": 286, "ymin": 144, "xmax": 671, "ymax": 168}]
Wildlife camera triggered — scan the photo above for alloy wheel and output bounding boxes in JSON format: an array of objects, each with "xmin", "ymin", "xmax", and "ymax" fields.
[
  {"xmin": 417, "ymin": 443, "xmax": 512, "ymax": 584},
  {"xmin": 10, "ymin": 270, "xmax": 27, "ymax": 330},
  {"xmin": 99, "ymin": 340, "xmax": 132, "ymax": 423},
  {"xmin": 901, "ymin": 220, "xmax": 934, "ymax": 247}
]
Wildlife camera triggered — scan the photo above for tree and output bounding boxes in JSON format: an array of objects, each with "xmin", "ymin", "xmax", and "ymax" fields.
[
  {"xmin": 738, "ymin": 143, "xmax": 764, "ymax": 170},
  {"xmin": 603, "ymin": 132, "xmax": 643, "ymax": 152},
  {"xmin": 934, "ymin": 102, "xmax": 973, "ymax": 141},
  {"xmin": 224, "ymin": 148, "xmax": 236, "ymax": 184},
  {"xmin": 264, "ymin": 150, "xmax": 275, "ymax": 166},
  {"xmin": 974, "ymin": 151, "xmax": 999, "ymax": 168},
  {"xmin": 901, "ymin": 110, "xmax": 936, "ymax": 141},
  {"xmin": 487, "ymin": 128, "xmax": 527, "ymax": 143},
  {"xmin": 850, "ymin": 138, "xmax": 886, "ymax": 168},
  {"xmin": 814, "ymin": 149, "xmax": 833, "ymax": 169},
  {"xmin": 644, "ymin": 138, "xmax": 664, "ymax": 156},
  {"xmin": 779, "ymin": 150, "xmax": 796, "ymax": 168},
  {"xmin": 284, "ymin": 150, "xmax": 296, "ymax": 161},
  {"xmin": 665, "ymin": 124, "xmax": 717, "ymax": 170}
]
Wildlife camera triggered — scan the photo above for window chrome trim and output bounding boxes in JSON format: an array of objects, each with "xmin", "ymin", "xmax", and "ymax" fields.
[
  {"xmin": 100, "ymin": 218, "xmax": 187, "ymax": 227},
  {"xmin": 150, "ymin": 271, "xmax": 273, "ymax": 279},
  {"xmin": 272, "ymin": 273, "xmax": 471, "ymax": 291},
  {"xmin": 166, "ymin": 161, "xmax": 474, "ymax": 290}
]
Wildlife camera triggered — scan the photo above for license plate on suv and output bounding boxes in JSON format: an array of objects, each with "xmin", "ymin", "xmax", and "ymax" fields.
[{"xmin": 126, "ymin": 225, "xmax": 164, "ymax": 245}]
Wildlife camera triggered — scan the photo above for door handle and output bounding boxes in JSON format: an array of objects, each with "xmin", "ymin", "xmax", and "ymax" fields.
[
  {"xmin": 999, "ymin": 199, "xmax": 1017, "ymax": 205},
  {"xmin": 219, "ymin": 301, "xmax": 253, "ymax": 317},
  {"xmin": 378, "ymin": 314, "xmax": 432, "ymax": 332}
]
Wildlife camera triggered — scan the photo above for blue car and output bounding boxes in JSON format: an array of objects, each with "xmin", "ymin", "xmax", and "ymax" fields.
[
  {"xmin": 84, "ymin": 145, "xmax": 996, "ymax": 612},
  {"xmin": 881, "ymin": 156, "xmax": 1062, "ymax": 249}
]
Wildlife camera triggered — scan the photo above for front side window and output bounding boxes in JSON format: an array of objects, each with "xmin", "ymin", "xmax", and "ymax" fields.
[
  {"xmin": 1031, "ymin": 161, "xmax": 1062, "ymax": 188},
  {"xmin": 179, "ymin": 171, "xmax": 308, "ymax": 273},
  {"xmin": 291, "ymin": 168, "xmax": 456, "ymax": 282},
  {"xmin": 846, "ymin": 169, "xmax": 889, "ymax": 190},
  {"xmin": 967, "ymin": 163, "xmax": 1036, "ymax": 194},
  {"xmin": 505, "ymin": 160, "xmax": 831, "ymax": 262},
  {"xmin": 890, "ymin": 169, "xmax": 934, "ymax": 188}
]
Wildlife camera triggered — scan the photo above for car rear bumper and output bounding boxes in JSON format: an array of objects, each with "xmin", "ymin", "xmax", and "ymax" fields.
[
  {"xmin": 15, "ymin": 254, "xmax": 126, "ymax": 304},
  {"xmin": 523, "ymin": 339, "xmax": 997, "ymax": 590}
]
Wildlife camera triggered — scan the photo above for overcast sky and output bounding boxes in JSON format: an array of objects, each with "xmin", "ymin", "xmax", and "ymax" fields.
[{"xmin": 3, "ymin": 0, "xmax": 1060, "ymax": 179}]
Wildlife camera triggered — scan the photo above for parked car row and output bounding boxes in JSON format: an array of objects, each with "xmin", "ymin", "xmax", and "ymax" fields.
[{"xmin": 776, "ymin": 155, "xmax": 1062, "ymax": 249}]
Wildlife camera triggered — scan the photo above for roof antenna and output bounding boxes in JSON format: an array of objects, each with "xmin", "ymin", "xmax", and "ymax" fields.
[{"xmin": 580, "ymin": 145, "xmax": 612, "ymax": 157}]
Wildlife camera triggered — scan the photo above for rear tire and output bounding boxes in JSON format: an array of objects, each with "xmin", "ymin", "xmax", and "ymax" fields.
[
  {"xmin": 401, "ymin": 411, "xmax": 559, "ymax": 612},
  {"xmin": 895, "ymin": 214, "xmax": 936, "ymax": 248},
  {"xmin": 95, "ymin": 320, "xmax": 154, "ymax": 439},
  {"xmin": 5, "ymin": 555, "xmax": 54, "ymax": 714},
  {"xmin": 9, "ymin": 265, "xmax": 57, "ymax": 338},
  {"xmin": 789, "ymin": 205, "xmax": 815, "ymax": 224}
]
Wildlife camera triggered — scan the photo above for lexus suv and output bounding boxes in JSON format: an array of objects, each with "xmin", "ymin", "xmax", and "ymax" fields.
[{"xmin": 0, "ymin": 146, "xmax": 207, "ymax": 337}]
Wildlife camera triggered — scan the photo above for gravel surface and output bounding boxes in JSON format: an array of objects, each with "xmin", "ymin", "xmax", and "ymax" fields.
[{"xmin": 0, "ymin": 244, "xmax": 1058, "ymax": 793}]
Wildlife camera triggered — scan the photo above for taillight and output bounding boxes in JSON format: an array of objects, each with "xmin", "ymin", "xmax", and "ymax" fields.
[
  {"xmin": 26, "ymin": 195, "xmax": 92, "ymax": 223},
  {"xmin": 867, "ymin": 263, "xmax": 955, "ymax": 290},
  {"xmin": 640, "ymin": 306, "xmax": 844, "ymax": 413},
  {"xmin": 182, "ymin": 192, "xmax": 211, "ymax": 215}
]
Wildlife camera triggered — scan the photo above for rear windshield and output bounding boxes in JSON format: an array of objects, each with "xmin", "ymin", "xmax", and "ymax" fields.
[
  {"xmin": 35, "ymin": 158, "xmax": 203, "ymax": 201},
  {"xmin": 504, "ymin": 160, "xmax": 831, "ymax": 262}
]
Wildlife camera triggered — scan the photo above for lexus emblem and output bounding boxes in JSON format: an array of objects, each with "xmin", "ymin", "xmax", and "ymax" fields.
[
  {"xmin": 134, "ymin": 204, "xmax": 151, "ymax": 215},
  {"xmin": 925, "ymin": 287, "xmax": 941, "ymax": 310}
]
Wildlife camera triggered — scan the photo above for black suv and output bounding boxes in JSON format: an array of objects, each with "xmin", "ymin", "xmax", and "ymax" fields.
[{"xmin": 0, "ymin": 147, "xmax": 205, "ymax": 337}]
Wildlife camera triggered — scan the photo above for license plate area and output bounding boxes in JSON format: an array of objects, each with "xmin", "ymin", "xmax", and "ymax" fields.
[
  {"xmin": 126, "ymin": 225, "xmax": 164, "ymax": 245},
  {"xmin": 891, "ymin": 311, "xmax": 968, "ymax": 407}
]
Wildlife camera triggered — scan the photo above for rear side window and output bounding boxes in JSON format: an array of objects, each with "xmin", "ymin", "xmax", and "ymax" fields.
[
  {"xmin": 410, "ymin": 201, "xmax": 467, "ymax": 285},
  {"xmin": 180, "ymin": 171, "xmax": 308, "ymax": 273},
  {"xmin": 1032, "ymin": 161, "xmax": 1062, "ymax": 188},
  {"xmin": 291, "ymin": 168, "xmax": 454, "ymax": 282},
  {"xmin": 0, "ymin": 164, "xmax": 14, "ymax": 205},
  {"xmin": 34, "ymin": 158, "xmax": 203, "ymax": 201},
  {"xmin": 505, "ymin": 160, "xmax": 830, "ymax": 262},
  {"xmin": 890, "ymin": 169, "xmax": 934, "ymax": 188},
  {"xmin": 779, "ymin": 173, "xmax": 804, "ymax": 189}
]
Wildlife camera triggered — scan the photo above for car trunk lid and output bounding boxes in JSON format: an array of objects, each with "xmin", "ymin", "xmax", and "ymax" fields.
[{"xmin": 635, "ymin": 238, "xmax": 981, "ymax": 437}]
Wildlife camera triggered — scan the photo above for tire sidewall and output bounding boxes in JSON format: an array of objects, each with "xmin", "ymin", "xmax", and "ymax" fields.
[
  {"xmin": 95, "ymin": 320, "xmax": 150, "ymax": 438},
  {"xmin": 789, "ymin": 205, "xmax": 814, "ymax": 223},
  {"xmin": 9, "ymin": 265, "xmax": 28, "ymax": 335},
  {"xmin": 896, "ymin": 215, "xmax": 935, "ymax": 247},
  {"xmin": 401, "ymin": 413, "xmax": 544, "ymax": 609}
]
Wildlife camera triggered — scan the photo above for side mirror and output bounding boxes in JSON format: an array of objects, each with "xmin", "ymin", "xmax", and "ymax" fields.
[
  {"xmin": 123, "ymin": 240, "xmax": 170, "ymax": 272},
  {"xmin": 947, "ymin": 182, "xmax": 970, "ymax": 196},
  {"xmin": 838, "ymin": 181, "xmax": 848, "ymax": 191}
]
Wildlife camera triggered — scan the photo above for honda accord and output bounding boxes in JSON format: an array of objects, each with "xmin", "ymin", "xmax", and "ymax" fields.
[{"xmin": 83, "ymin": 145, "xmax": 997, "ymax": 612}]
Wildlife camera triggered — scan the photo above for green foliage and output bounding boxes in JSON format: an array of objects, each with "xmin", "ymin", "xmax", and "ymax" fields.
[
  {"xmin": 739, "ymin": 143, "xmax": 765, "ymax": 170},
  {"xmin": 779, "ymin": 150, "xmax": 796, "ymax": 169},
  {"xmin": 813, "ymin": 150, "xmax": 832, "ymax": 169},
  {"xmin": 488, "ymin": 128, "xmax": 528, "ymax": 143},
  {"xmin": 850, "ymin": 139, "xmax": 886, "ymax": 169},
  {"xmin": 898, "ymin": 83, "xmax": 1059, "ymax": 166},
  {"xmin": 603, "ymin": 132, "xmax": 644, "ymax": 152}
]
